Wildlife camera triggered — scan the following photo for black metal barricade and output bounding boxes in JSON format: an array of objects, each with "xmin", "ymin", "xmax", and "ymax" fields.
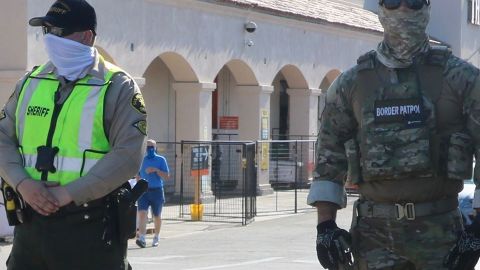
[
  {"xmin": 159, "ymin": 141, "xmax": 256, "ymax": 225},
  {"xmin": 152, "ymin": 138, "xmax": 316, "ymax": 224}
]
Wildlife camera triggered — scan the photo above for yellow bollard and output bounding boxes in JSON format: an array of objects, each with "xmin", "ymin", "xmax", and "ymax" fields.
[{"xmin": 190, "ymin": 203, "xmax": 204, "ymax": 221}]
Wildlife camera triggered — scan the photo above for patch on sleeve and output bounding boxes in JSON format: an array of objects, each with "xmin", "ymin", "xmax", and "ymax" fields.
[
  {"xmin": 131, "ymin": 92, "xmax": 146, "ymax": 114},
  {"xmin": 0, "ymin": 109, "xmax": 6, "ymax": 121},
  {"xmin": 133, "ymin": 120, "xmax": 147, "ymax": 136}
]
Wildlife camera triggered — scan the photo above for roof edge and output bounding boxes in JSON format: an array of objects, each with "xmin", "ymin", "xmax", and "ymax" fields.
[{"xmin": 199, "ymin": 0, "xmax": 383, "ymax": 36}]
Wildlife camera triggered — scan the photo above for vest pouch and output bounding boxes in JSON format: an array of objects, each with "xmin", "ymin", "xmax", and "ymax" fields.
[
  {"xmin": 36, "ymin": 146, "xmax": 59, "ymax": 173},
  {"xmin": 447, "ymin": 132, "xmax": 473, "ymax": 180},
  {"xmin": 344, "ymin": 139, "xmax": 362, "ymax": 184},
  {"xmin": 362, "ymin": 125, "xmax": 433, "ymax": 181}
]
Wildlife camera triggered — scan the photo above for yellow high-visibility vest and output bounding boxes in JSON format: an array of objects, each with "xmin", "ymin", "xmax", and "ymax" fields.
[{"xmin": 16, "ymin": 58, "xmax": 122, "ymax": 185}]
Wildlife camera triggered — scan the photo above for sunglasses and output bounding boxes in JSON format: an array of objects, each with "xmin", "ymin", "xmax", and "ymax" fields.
[
  {"xmin": 42, "ymin": 26, "xmax": 75, "ymax": 37},
  {"xmin": 379, "ymin": 0, "xmax": 430, "ymax": 10}
]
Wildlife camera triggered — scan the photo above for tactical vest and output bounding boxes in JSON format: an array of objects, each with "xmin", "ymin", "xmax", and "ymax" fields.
[
  {"xmin": 346, "ymin": 47, "xmax": 474, "ymax": 183},
  {"xmin": 16, "ymin": 58, "xmax": 122, "ymax": 185}
]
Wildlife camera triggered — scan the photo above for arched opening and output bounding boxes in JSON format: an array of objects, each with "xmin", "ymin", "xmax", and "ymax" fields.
[
  {"xmin": 158, "ymin": 52, "xmax": 198, "ymax": 82},
  {"xmin": 143, "ymin": 58, "xmax": 176, "ymax": 143},
  {"xmin": 142, "ymin": 53, "xmax": 198, "ymax": 198},
  {"xmin": 211, "ymin": 60, "xmax": 259, "ymax": 193},
  {"xmin": 271, "ymin": 73, "xmax": 289, "ymax": 140},
  {"xmin": 212, "ymin": 59, "xmax": 258, "ymax": 141},
  {"xmin": 270, "ymin": 66, "xmax": 310, "ymax": 189},
  {"xmin": 318, "ymin": 69, "xmax": 341, "ymax": 125},
  {"xmin": 271, "ymin": 65, "xmax": 308, "ymax": 139},
  {"xmin": 142, "ymin": 53, "xmax": 199, "ymax": 143},
  {"xmin": 320, "ymin": 69, "xmax": 341, "ymax": 92}
]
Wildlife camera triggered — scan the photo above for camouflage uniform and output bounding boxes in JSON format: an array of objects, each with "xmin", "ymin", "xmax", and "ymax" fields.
[
  {"xmin": 352, "ymin": 210, "xmax": 463, "ymax": 269},
  {"xmin": 308, "ymin": 4, "xmax": 480, "ymax": 270}
]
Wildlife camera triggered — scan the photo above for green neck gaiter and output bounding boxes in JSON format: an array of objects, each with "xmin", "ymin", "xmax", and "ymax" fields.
[{"xmin": 376, "ymin": 5, "xmax": 431, "ymax": 68}]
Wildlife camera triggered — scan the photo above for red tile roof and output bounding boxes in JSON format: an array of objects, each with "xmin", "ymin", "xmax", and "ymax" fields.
[{"xmin": 211, "ymin": 0, "xmax": 383, "ymax": 34}]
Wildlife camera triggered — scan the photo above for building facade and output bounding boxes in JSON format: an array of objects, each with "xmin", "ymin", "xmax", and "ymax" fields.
[
  {"xmin": 1, "ymin": 0, "xmax": 384, "ymax": 194},
  {"xmin": 4, "ymin": 0, "xmax": 479, "ymax": 195},
  {"xmin": 1, "ymin": 0, "xmax": 383, "ymax": 142}
]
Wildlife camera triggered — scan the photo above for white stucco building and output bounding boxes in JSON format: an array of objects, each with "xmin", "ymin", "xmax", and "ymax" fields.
[
  {"xmin": 1, "ymin": 0, "xmax": 383, "ymax": 143},
  {"xmin": 1, "ymin": 0, "xmax": 385, "ymax": 194},
  {"xmin": 4, "ymin": 0, "xmax": 479, "ymax": 143}
]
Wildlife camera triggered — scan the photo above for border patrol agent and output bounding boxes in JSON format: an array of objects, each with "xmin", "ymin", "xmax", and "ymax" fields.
[
  {"xmin": 308, "ymin": 1, "xmax": 480, "ymax": 269},
  {"xmin": 0, "ymin": 1, "xmax": 147, "ymax": 269}
]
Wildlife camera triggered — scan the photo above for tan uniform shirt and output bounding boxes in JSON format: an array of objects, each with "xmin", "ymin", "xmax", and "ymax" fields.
[{"xmin": 0, "ymin": 53, "xmax": 147, "ymax": 205}]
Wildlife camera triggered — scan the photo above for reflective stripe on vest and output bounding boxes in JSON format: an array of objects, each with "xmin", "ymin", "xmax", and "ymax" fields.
[
  {"xmin": 16, "ymin": 59, "xmax": 123, "ymax": 185},
  {"xmin": 23, "ymin": 154, "xmax": 99, "ymax": 176}
]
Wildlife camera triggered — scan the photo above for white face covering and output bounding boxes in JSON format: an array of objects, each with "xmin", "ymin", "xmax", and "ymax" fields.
[{"xmin": 43, "ymin": 34, "xmax": 95, "ymax": 81}]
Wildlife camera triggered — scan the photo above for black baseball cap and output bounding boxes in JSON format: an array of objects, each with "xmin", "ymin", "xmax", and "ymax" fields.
[{"xmin": 29, "ymin": 0, "xmax": 97, "ymax": 34}]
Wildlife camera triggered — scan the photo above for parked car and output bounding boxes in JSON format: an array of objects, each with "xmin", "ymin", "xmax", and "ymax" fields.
[{"xmin": 459, "ymin": 178, "xmax": 475, "ymax": 225}]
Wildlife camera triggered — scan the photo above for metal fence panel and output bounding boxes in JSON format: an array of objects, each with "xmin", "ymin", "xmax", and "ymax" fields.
[
  {"xmin": 159, "ymin": 141, "xmax": 256, "ymax": 225},
  {"xmin": 256, "ymin": 140, "xmax": 316, "ymax": 215},
  {"xmin": 153, "ymin": 139, "xmax": 316, "ymax": 223}
]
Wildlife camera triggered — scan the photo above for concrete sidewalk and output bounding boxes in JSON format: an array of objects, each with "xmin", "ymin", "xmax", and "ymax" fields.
[{"xmin": 140, "ymin": 189, "xmax": 313, "ymax": 239}]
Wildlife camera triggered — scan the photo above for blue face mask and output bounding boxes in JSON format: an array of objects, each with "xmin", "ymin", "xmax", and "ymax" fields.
[{"xmin": 146, "ymin": 146, "xmax": 155, "ymax": 158}]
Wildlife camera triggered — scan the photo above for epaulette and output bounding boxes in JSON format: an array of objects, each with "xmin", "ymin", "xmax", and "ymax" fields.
[
  {"xmin": 29, "ymin": 65, "xmax": 40, "ymax": 73},
  {"xmin": 27, "ymin": 65, "xmax": 41, "ymax": 78},
  {"xmin": 426, "ymin": 45, "xmax": 452, "ymax": 67},
  {"xmin": 356, "ymin": 50, "xmax": 376, "ymax": 71}
]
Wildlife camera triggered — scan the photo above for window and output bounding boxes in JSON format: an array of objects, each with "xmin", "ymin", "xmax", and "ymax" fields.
[{"xmin": 469, "ymin": 0, "xmax": 480, "ymax": 25}]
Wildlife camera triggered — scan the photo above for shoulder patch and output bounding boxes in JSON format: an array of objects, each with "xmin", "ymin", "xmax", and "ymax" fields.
[
  {"xmin": 131, "ymin": 93, "xmax": 146, "ymax": 114},
  {"xmin": 0, "ymin": 109, "xmax": 5, "ymax": 121},
  {"xmin": 133, "ymin": 120, "xmax": 147, "ymax": 136}
]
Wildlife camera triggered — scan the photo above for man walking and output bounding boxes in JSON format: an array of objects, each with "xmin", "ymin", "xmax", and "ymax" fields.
[{"xmin": 136, "ymin": 139, "xmax": 170, "ymax": 248}]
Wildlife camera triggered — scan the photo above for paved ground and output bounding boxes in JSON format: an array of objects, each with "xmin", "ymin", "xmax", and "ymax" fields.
[
  {"xmin": 0, "ymin": 190, "xmax": 341, "ymax": 270},
  {"xmin": 0, "ymin": 192, "xmax": 478, "ymax": 270}
]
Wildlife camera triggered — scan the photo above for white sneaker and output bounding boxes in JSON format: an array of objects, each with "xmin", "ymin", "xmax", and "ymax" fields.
[{"xmin": 152, "ymin": 236, "xmax": 159, "ymax": 247}]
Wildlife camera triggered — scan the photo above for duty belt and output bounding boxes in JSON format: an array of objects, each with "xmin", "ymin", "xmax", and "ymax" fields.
[
  {"xmin": 356, "ymin": 197, "xmax": 458, "ymax": 221},
  {"xmin": 28, "ymin": 197, "xmax": 106, "ymax": 220}
]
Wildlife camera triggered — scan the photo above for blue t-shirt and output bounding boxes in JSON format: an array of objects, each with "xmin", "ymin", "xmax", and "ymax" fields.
[{"xmin": 139, "ymin": 154, "xmax": 169, "ymax": 189}]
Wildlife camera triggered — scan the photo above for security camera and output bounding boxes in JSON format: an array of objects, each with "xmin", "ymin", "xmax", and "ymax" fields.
[{"xmin": 245, "ymin": 21, "xmax": 257, "ymax": 33}]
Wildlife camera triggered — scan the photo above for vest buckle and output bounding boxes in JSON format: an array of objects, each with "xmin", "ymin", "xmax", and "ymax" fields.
[{"xmin": 395, "ymin": 203, "xmax": 416, "ymax": 221}]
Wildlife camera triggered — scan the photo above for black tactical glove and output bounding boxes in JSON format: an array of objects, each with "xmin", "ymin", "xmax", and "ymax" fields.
[
  {"xmin": 444, "ymin": 215, "xmax": 480, "ymax": 270},
  {"xmin": 316, "ymin": 220, "xmax": 353, "ymax": 270}
]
